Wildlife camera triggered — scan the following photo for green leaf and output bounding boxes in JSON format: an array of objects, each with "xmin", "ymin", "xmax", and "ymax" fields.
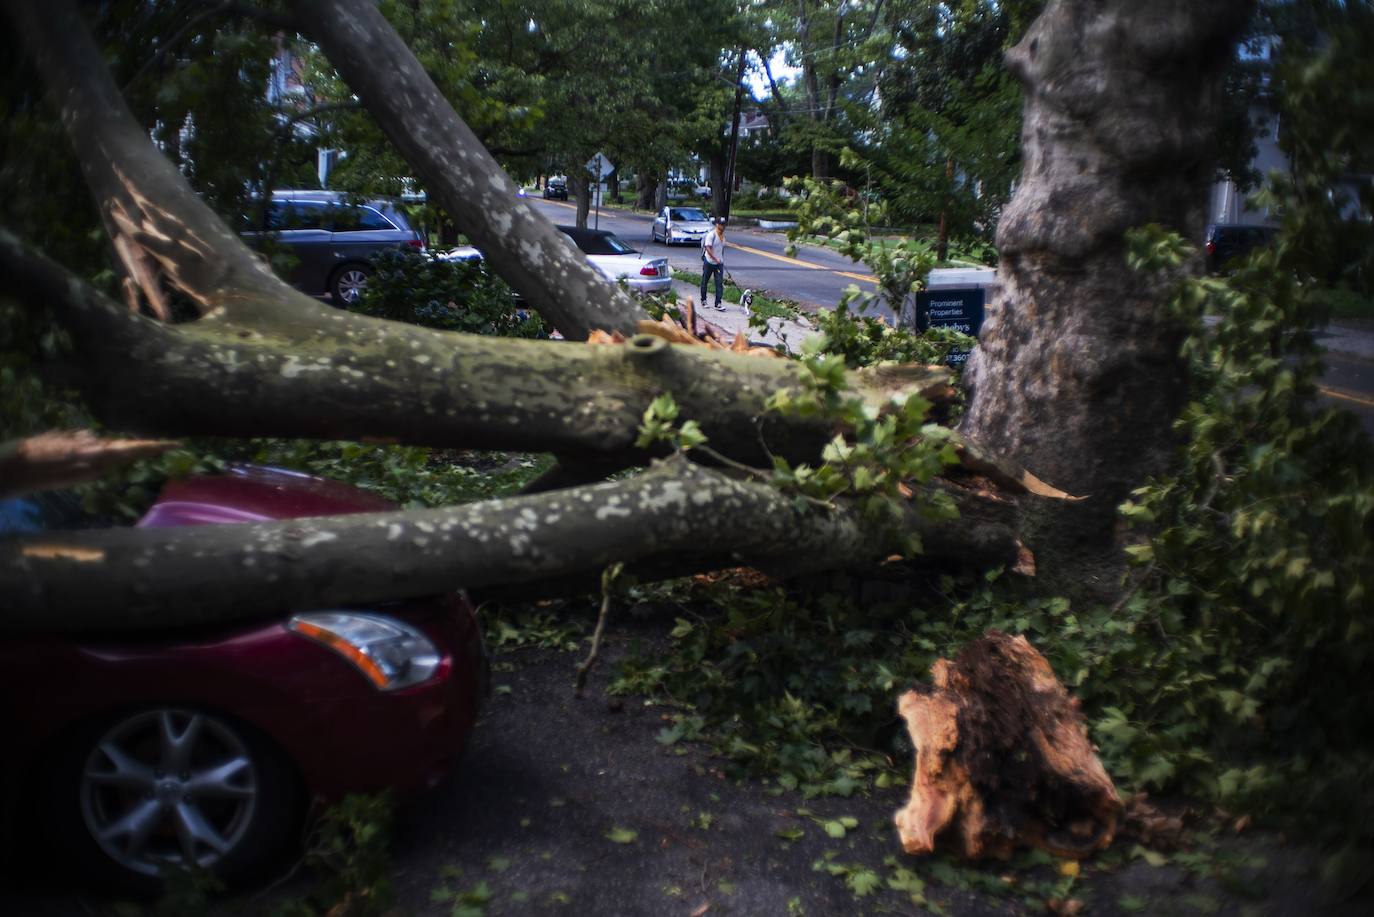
[
  {"xmin": 846, "ymin": 868, "xmax": 882, "ymax": 897},
  {"xmin": 605, "ymin": 826, "xmax": 639, "ymax": 844}
]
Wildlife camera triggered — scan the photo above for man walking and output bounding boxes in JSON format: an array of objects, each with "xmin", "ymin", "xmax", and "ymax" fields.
[{"xmin": 700, "ymin": 217, "xmax": 726, "ymax": 309}]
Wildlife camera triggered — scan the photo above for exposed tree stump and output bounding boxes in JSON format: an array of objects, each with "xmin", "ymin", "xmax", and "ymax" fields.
[{"xmin": 894, "ymin": 631, "xmax": 1122, "ymax": 859}]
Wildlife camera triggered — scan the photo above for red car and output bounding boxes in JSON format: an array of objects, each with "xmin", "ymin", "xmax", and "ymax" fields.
[{"xmin": 0, "ymin": 466, "xmax": 485, "ymax": 889}]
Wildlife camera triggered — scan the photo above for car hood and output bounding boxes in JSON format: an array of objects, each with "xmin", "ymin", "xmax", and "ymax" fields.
[
  {"xmin": 669, "ymin": 220, "xmax": 713, "ymax": 233},
  {"xmin": 139, "ymin": 465, "xmax": 395, "ymax": 527}
]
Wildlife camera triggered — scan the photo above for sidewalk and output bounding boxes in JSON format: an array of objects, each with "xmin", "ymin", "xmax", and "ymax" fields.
[{"xmin": 668, "ymin": 277, "xmax": 817, "ymax": 352}]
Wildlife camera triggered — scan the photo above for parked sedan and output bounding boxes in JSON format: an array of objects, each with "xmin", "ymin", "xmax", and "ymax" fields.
[
  {"xmin": 651, "ymin": 206, "xmax": 714, "ymax": 246},
  {"xmin": 1, "ymin": 466, "xmax": 485, "ymax": 890},
  {"xmin": 241, "ymin": 190, "xmax": 425, "ymax": 305},
  {"xmin": 557, "ymin": 225, "xmax": 672, "ymax": 294}
]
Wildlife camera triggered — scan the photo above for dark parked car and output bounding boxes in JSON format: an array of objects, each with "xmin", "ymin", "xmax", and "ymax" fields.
[
  {"xmin": 543, "ymin": 176, "xmax": 568, "ymax": 200},
  {"xmin": 1, "ymin": 466, "xmax": 484, "ymax": 889},
  {"xmin": 241, "ymin": 191, "xmax": 425, "ymax": 305},
  {"xmin": 1205, "ymin": 223, "xmax": 1278, "ymax": 272}
]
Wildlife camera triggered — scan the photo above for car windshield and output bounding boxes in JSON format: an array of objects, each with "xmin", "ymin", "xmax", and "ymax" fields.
[
  {"xmin": 670, "ymin": 208, "xmax": 708, "ymax": 222},
  {"xmin": 567, "ymin": 232, "xmax": 636, "ymax": 256}
]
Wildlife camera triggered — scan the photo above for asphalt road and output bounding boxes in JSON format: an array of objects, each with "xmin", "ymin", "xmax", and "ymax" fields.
[{"xmin": 527, "ymin": 197, "xmax": 884, "ymax": 315}]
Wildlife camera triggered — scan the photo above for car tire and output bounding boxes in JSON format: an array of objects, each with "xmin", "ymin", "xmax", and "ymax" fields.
[
  {"xmin": 46, "ymin": 707, "xmax": 302, "ymax": 893},
  {"xmin": 330, "ymin": 263, "xmax": 371, "ymax": 306}
]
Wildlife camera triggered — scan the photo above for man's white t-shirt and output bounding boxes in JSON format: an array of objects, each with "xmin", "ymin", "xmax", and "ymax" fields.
[{"xmin": 701, "ymin": 229, "xmax": 726, "ymax": 265}]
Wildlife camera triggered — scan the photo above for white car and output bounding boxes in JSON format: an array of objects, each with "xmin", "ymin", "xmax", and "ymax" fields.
[
  {"xmin": 440, "ymin": 229, "xmax": 670, "ymax": 295},
  {"xmin": 651, "ymin": 206, "xmax": 714, "ymax": 245},
  {"xmin": 556, "ymin": 225, "xmax": 671, "ymax": 294}
]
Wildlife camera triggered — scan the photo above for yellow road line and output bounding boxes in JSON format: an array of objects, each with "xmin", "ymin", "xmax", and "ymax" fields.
[
  {"xmin": 727, "ymin": 242, "xmax": 880, "ymax": 285},
  {"xmin": 726, "ymin": 241, "xmax": 824, "ymax": 269},
  {"xmin": 1319, "ymin": 385, "xmax": 1374, "ymax": 408}
]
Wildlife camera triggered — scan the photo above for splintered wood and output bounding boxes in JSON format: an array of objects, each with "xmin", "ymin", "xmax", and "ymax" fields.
[
  {"xmin": 587, "ymin": 305, "xmax": 783, "ymax": 357},
  {"xmin": 894, "ymin": 631, "xmax": 1121, "ymax": 860},
  {"xmin": 0, "ymin": 430, "xmax": 178, "ymax": 499}
]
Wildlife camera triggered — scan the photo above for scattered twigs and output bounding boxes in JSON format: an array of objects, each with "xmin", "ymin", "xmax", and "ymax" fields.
[{"xmin": 574, "ymin": 562, "xmax": 624, "ymax": 696}]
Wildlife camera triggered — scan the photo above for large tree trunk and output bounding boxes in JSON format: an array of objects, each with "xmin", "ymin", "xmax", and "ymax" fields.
[{"xmin": 959, "ymin": 0, "xmax": 1253, "ymax": 580}]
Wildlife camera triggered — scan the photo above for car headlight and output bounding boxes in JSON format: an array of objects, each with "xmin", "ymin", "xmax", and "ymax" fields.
[{"xmin": 289, "ymin": 611, "xmax": 442, "ymax": 691}]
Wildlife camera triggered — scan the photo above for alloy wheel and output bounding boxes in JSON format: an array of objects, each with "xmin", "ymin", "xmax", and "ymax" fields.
[
  {"xmin": 335, "ymin": 268, "xmax": 369, "ymax": 304},
  {"xmin": 80, "ymin": 709, "xmax": 259, "ymax": 877}
]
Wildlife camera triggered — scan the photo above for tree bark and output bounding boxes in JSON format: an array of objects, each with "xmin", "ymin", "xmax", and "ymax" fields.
[
  {"xmin": 1, "ymin": 458, "xmax": 1022, "ymax": 634},
  {"xmin": 959, "ymin": 0, "xmax": 1254, "ymax": 570},
  {"xmin": 1, "ymin": 231, "xmax": 843, "ymax": 467}
]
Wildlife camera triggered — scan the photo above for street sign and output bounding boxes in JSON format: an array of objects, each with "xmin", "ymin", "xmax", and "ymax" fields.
[{"xmin": 586, "ymin": 152, "xmax": 614, "ymax": 180}]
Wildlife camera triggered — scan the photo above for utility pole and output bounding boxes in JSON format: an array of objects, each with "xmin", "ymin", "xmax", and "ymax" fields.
[{"xmin": 723, "ymin": 48, "xmax": 748, "ymax": 221}]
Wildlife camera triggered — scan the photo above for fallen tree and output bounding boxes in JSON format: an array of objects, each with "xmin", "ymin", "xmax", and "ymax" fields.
[
  {"xmin": 0, "ymin": 0, "xmax": 1081, "ymax": 634},
  {"xmin": 0, "ymin": 0, "xmax": 1253, "ymax": 635},
  {"xmin": 2, "ymin": 454, "xmax": 1032, "ymax": 633}
]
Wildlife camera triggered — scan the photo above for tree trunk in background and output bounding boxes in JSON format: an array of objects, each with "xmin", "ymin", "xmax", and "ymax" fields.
[
  {"xmin": 572, "ymin": 170, "xmax": 591, "ymax": 228},
  {"xmin": 811, "ymin": 146, "xmax": 829, "ymax": 181},
  {"xmin": 959, "ymin": 0, "xmax": 1254, "ymax": 590},
  {"xmin": 635, "ymin": 172, "xmax": 656, "ymax": 210},
  {"xmin": 937, "ymin": 157, "xmax": 953, "ymax": 262},
  {"xmin": 709, "ymin": 153, "xmax": 728, "ymax": 219}
]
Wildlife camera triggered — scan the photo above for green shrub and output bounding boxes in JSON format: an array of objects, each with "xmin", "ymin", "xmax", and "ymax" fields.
[{"xmin": 354, "ymin": 248, "xmax": 547, "ymax": 338}]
